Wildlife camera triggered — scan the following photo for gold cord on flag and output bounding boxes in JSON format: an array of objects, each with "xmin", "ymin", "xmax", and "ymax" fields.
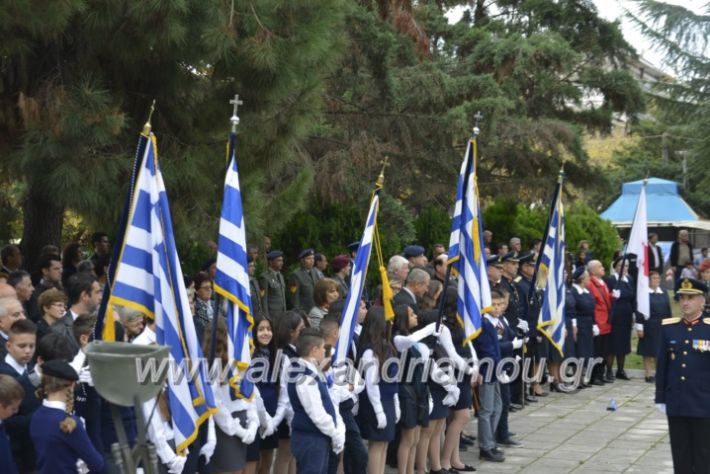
[{"xmin": 373, "ymin": 158, "xmax": 394, "ymax": 320}]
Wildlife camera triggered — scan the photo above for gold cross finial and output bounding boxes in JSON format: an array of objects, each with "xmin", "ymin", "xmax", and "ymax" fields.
[
  {"xmin": 142, "ymin": 100, "xmax": 156, "ymax": 136},
  {"xmin": 376, "ymin": 156, "xmax": 390, "ymax": 188}
]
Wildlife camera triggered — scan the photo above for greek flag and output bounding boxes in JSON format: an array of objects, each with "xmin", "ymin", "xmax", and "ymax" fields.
[
  {"xmin": 447, "ymin": 137, "xmax": 491, "ymax": 344},
  {"xmin": 333, "ymin": 185, "xmax": 380, "ymax": 366},
  {"xmin": 108, "ymin": 133, "xmax": 216, "ymax": 453},
  {"xmin": 213, "ymin": 131, "xmax": 255, "ymax": 399},
  {"xmin": 535, "ymin": 172, "xmax": 566, "ymax": 356}
]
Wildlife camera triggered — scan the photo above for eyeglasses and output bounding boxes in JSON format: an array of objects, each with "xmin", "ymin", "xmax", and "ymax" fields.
[
  {"xmin": 199, "ymin": 285, "xmax": 213, "ymax": 291},
  {"xmin": 51, "ymin": 302, "xmax": 66, "ymax": 307}
]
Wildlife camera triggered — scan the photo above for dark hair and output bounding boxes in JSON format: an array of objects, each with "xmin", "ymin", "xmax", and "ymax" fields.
[
  {"xmin": 1, "ymin": 245, "xmax": 20, "ymax": 265},
  {"xmin": 319, "ymin": 319, "xmax": 339, "ymax": 341},
  {"xmin": 252, "ymin": 315, "xmax": 276, "ymax": 368},
  {"xmin": 491, "ymin": 289, "xmax": 506, "ymax": 300},
  {"xmin": 72, "ymin": 314, "xmax": 97, "ymax": 344},
  {"xmin": 272, "ymin": 311, "xmax": 305, "ymax": 349},
  {"xmin": 36, "ymin": 333, "xmax": 75, "ymax": 362},
  {"xmin": 38, "ymin": 254, "xmax": 62, "ymax": 271},
  {"xmin": 356, "ymin": 306, "xmax": 394, "ymax": 366},
  {"xmin": 91, "ymin": 232, "xmax": 108, "ymax": 245},
  {"xmin": 322, "ymin": 311, "xmax": 341, "ymax": 326},
  {"xmin": 296, "ymin": 327, "xmax": 323, "ymax": 357},
  {"xmin": 0, "ymin": 374, "xmax": 25, "ymax": 406},
  {"xmin": 7, "ymin": 270, "xmax": 30, "ymax": 288},
  {"xmin": 393, "ymin": 304, "xmax": 412, "ymax": 336},
  {"xmin": 314, "ymin": 253, "xmax": 326, "ymax": 265},
  {"xmin": 193, "ymin": 271, "xmax": 212, "ymax": 291},
  {"xmin": 313, "ymin": 278, "xmax": 338, "ymax": 307},
  {"xmin": 62, "ymin": 243, "xmax": 83, "ymax": 266},
  {"xmin": 201, "ymin": 317, "xmax": 228, "ymax": 369},
  {"xmin": 66, "ymin": 273, "xmax": 97, "ymax": 306},
  {"xmin": 9, "ymin": 319, "xmax": 36, "ymax": 338},
  {"xmin": 326, "ymin": 300, "xmax": 346, "ymax": 320}
]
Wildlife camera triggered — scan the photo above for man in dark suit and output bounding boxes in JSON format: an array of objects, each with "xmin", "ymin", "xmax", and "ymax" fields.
[
  {"xmin": 648, "ymin": 233, "xmax": 664, "ymax": 276},
  {"xmin": 393, "ymin": 267, "xmax": 429, "ymax": 311}
]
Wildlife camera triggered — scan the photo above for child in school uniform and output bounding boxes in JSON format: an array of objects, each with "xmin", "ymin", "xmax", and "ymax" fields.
[
  {"xmin": 288, "ymin": 327, "xmax": 345, "ymax": 474},
  {"xmin": 473, "ymin": 289, "xmax": 506, "ymax": 463},
  {"xmin": 272, "ymin": 311, "xmax": 306, "ymax": 474},
  {"xmin": 356, "ymin": 306, "xmax": 399, "ymax": 474},
  {"xmin": 0, "ymin": 318, "xmax": 40, "ymax": 473},
  {"xmin": 30, "ymin": 359, "xmax": 104, "ymax": 473},
  {"xmin": 245, "ymin": 315, "xmax": 279, "ymax": 474},
  {"xmin": 0, "ymin": 374, "xmax": 24, "ymax": 474}
]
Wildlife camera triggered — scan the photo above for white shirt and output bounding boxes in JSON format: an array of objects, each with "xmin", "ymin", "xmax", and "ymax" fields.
[
  {"xmin": 132, "ymin": 325, "xmax": 177, "ymax": 464},
  {"xmin": 4, "ymin": 353, "xmax": 26, "ymax": 375},
  {"xmin": 69, "ymin": 309, "xmax": 80, "ymax": 321},
  {"xmin": 42, "ymin": 399, "xmax": 67, "ymax": 411},
  {"xmin": 573, "ymin": 283, "xmax": 589, "ymax": 295},
  {"xmin": 294, "ymin": 359, "xmax": 344, "ymax": 440},
  {"xmin": 612, "ymin": 272, "xmax": 628, "ymax": 283},
  {"xmin": 650, "ymin": 287, "xmax": 664, "ymax": 295}
]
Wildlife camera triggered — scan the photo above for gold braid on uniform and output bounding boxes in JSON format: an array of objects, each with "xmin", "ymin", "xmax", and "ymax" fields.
[{"xmin": 59, "ymin": 384, "xmax": 77, "ymax": 433}]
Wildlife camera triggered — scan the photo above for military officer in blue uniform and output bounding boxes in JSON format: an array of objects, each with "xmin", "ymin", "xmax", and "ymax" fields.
[{"xmin": 655, "ymin": 277, "xmax": 710, "ymax": 473}]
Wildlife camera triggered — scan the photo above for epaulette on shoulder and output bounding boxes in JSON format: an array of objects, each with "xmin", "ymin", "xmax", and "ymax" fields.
[
  {"xmin": 662, "ymin": 317, "xmax": 681, "ymax": 325},
  {"xmin": 514, "ymin": 276, "xmax": 522, "ymax": 283}
]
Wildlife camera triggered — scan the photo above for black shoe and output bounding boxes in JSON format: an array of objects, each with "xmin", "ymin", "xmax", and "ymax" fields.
[
  {"xmin": 525, "ymin": 394, "xmax": 538, "ymax": 403},
  {"xmin": 480, "ymin": 449, "xmax": 505, "ymax": 462},
  {"xmin": 462, "ymin": 433, "xmax": 476, "ymax": 442},
  {"xmin": 645, "ymin": 376, "xmax": 655, "ymax": 383},
  {"xmin": 590, "ymin": 378, "xmax": 605, "ymax": 386},
  {"xmin": 508, "ymin": 431, "xmax": 516, "ymax": 437},
  {"xmin": 460, "ymin": 436, "xmax": 474, "ymax": 446},
  {"xmin": 492, "ymin": 447, "xmax": 505, "ymax": 455},
  {"xmin": 498, "ymin": 438, "xmax": 523, "ymax": 447},
  {"xmin": 603, "ymin": 375, "xmax": 615, "ymax": 383},
  {"xmin": 605, "ymin": 369, "xmax": 615, "ymax": 381},
  {"xmin": 616, "ymin": 370, "xmax": 630, "ymax": 380},
  {"xmin": 449, "ymin": 464, "xmax": 477, "ymax": 473},
  {"xmin": 510, "ymin": 403, "xmax": 523, "ymax": 411}
]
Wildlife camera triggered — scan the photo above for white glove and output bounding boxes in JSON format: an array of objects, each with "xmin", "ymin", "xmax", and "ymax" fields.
[
  {"xmin": 571, "ymin": 318, "xmax": 578, "ymax": 328},
  {"xmin": 332, "ymin": 431, "xmax": 345, "ymax": 454},
  {"xmin": 231, "ymin": 416, "xmax": 248, "ymax": 439},
  {"xmin": 395, "ymin": 395, "xmax": 401, "ymax": 423},
  {"xmin": 166, "ymin": 455, "xmax": 187, "ymax": 474},
  {"xmin": 612, "ymin": 289, "xmax": 621, "ymax": 299},
  {"xmin": 516, "ymin": 320, "xmax": 529, "ymax": 332},
  {"xmin": 376, "ymin": 411, "xmax": 387, "ymax": 429},
  {"xmin": 261, "ymin": 416, "xmax": 276, "ymax": 438},
  {"xmin": 242, "ymin": 421, "xmax": 258, "ymax": 445},
  {"xmin": 499, "ymin": 373, "xmax": 510, "ymax": 384},
  {"xmin": 512, "ymin": 338, "xmax": 523, "ymax": 350},
  {"xmin": 429, "ymin": 394, "xmax": 434, "ymax": 414},
  {"xmin": 634, "ymin": 323, "xmax": 644, "ymax": 332},
  {"xmin": 200, "ymin": 418, "xmax": 216, "ymax": 463},
  {"xmin": 76, "ymin": 459, "xmax": 89, "ymax": 474},
  {"xmin": 78, "ymin": 366, "xmax": 94, "ymax": 386},
  {"xmin": 656, "ymin": 403, "xmax": 666, "ymax": 415},
  {"xmin": 592, "ymin": 324, "xmax": 600, "ymax": 337},
  {"xmin": 442, "ymin": 386, "xmax": 460, "ymax": 407},
  {"xmin": 643, "ymin": 312, "xmax": 650, "ymax": 321}
]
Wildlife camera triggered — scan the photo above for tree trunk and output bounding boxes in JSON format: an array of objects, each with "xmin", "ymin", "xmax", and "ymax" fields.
[{"xmin": 20, "ymin": 183, "xmax": 64, "ymax": 271}]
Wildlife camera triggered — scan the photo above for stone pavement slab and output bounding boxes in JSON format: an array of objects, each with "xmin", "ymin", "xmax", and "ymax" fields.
[{"xmin": 385, "ymin": 369, "xmax": 673, "ymax": 473}]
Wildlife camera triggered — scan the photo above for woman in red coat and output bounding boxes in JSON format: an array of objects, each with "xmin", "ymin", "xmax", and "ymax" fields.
[{"xmin": 586, "ymin": 260, "xmax": 614, "ymax": 385}]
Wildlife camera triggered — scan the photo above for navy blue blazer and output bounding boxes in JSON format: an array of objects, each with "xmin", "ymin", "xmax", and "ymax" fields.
[
  {"xmin": 0, "ymin": 360, "xmax": 40, "ymax": 471},
  {"xmin": 473, "ymin": 318, "xmax": 502, "ymax": 381},
  {"xmin": 655, "ymin": 317, "xmax": 710, "ymax": 418}
]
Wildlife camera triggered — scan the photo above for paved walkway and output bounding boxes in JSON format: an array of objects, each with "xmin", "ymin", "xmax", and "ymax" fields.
[{"xmin": 388, "ymin": 370, "xmax": 674, "ymax": 473}]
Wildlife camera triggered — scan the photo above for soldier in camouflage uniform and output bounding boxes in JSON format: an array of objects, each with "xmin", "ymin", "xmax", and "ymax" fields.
[
  {"xmin": 259, "ymin": 250, "xmax": 287, "ymax": 319},
  {"xmin": 287, "ymin": 248, "xmax": 320, "ymax": 312}
]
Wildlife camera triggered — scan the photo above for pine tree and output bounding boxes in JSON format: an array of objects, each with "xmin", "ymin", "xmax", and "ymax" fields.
[{"xmin": 626, "ymin": 0, "xmax": 710, "ymax": 216}]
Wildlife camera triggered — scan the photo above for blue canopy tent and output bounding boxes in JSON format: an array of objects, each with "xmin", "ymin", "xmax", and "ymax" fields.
[{"xmin": 601, "ymin": 177, "xmax": 710, "ymax": 250}]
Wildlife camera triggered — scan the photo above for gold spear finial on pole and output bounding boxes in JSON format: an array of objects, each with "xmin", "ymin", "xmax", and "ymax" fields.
[{"xmin": 141, "ymin": 100, "xmax": 156, "ymax": 136}]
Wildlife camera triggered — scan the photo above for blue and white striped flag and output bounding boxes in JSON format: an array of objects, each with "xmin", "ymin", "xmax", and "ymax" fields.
[
  {"xmin": 214, "ymin": 131, "xmax": 255, "ymax": 400},
  {"xmin": 447, "ymin": 137, "xmax": 491, "ymax": 344},
  {"xmin": 108, "ymin": 133, "xmax": 216, "ymax": 454},
  {"xmin": 333, "ymin": 186, "xmax": 380, "ymax": 366},
  {"xmin": 535, "ymin": 172, "xmax": 566, "ymax": 356}
]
